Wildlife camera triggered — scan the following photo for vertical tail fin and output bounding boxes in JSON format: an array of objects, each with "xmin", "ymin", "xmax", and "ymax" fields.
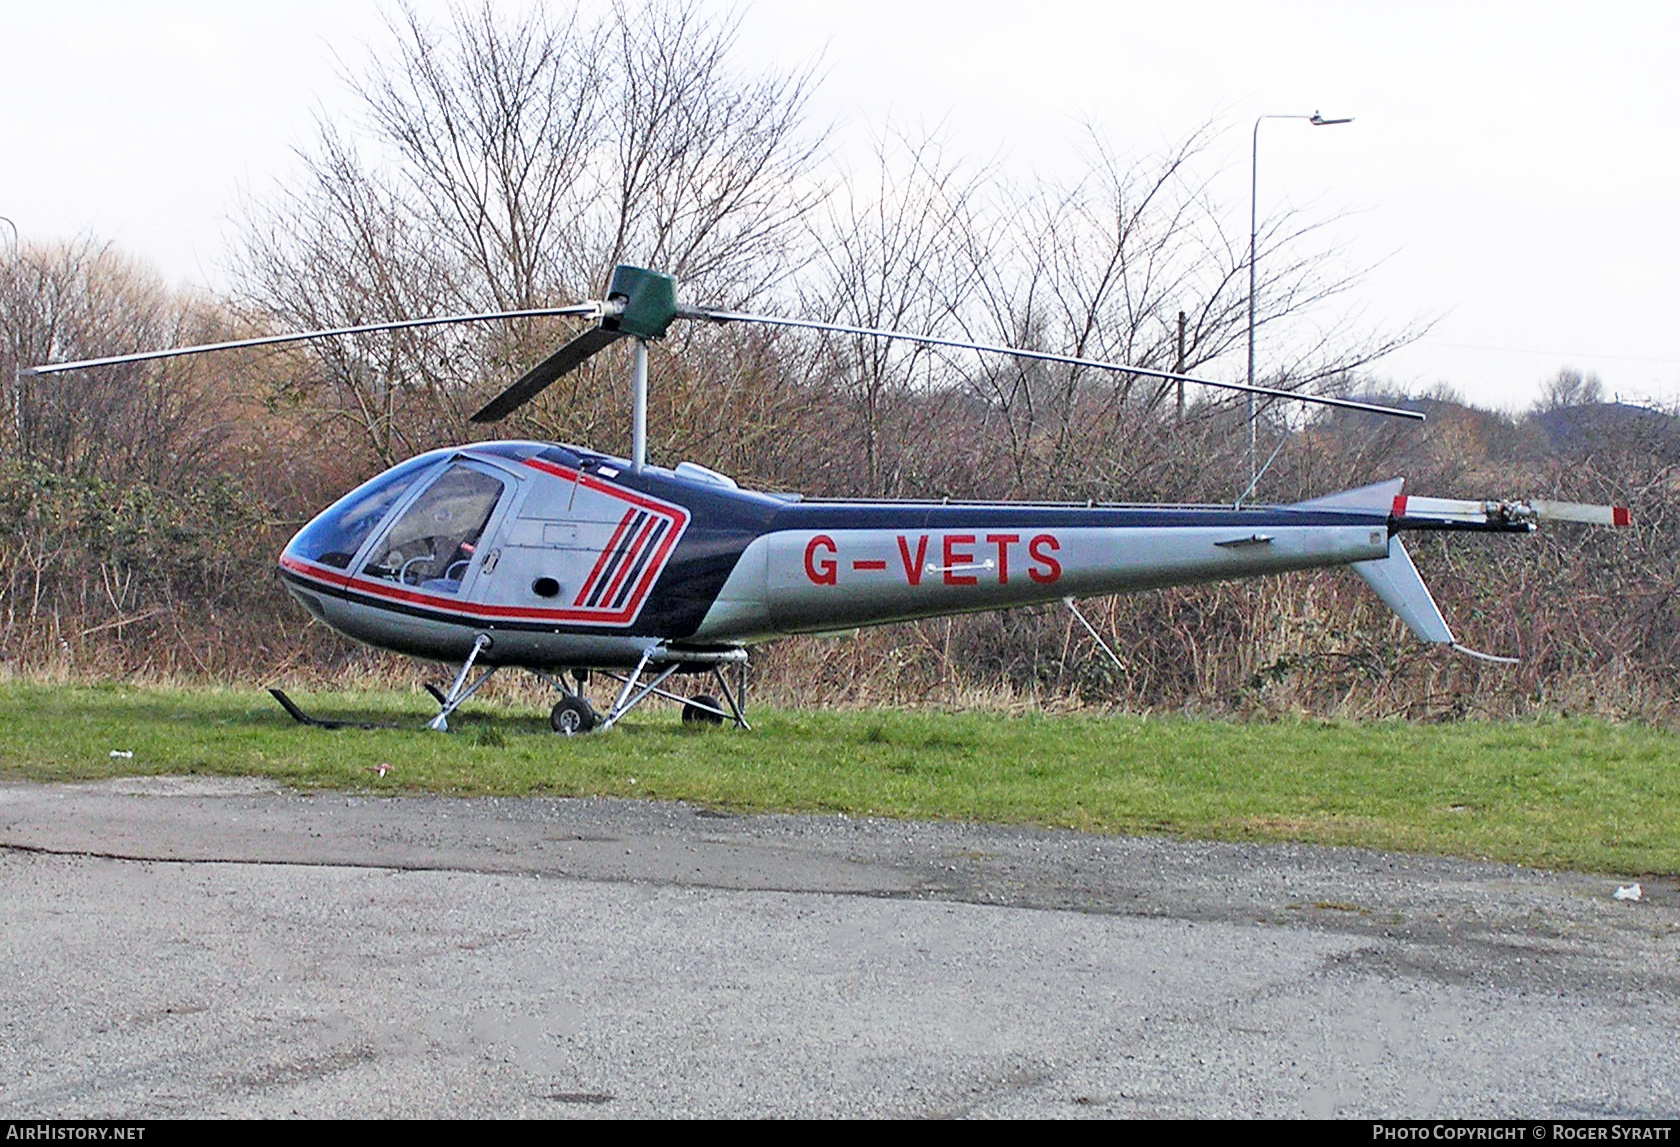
[{"xmin": 1351, "ymin": 538, "xmax": 1517, "ymax": 664}]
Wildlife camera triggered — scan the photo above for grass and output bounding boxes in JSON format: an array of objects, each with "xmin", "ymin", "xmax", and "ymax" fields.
[{"xmin": 1, "ymin": 680, "xmax": 1676, "ymax": 875}]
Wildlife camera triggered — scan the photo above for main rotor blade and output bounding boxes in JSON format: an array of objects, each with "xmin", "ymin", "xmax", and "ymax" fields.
[
  {"xmin": 470, "ymin": 325, "xmax": 627, "ymax": 423},
  {"xmin": 30, "ymin": 304, "xmax": 603, "ymax": 375},
  {"xmin": 691, "ymin": 308, "xmax": 1426, "ymax": 422}
]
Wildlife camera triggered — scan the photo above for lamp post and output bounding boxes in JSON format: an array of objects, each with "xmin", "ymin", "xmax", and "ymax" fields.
[
  {"xmin": 1, "ymin": 216, "xmax": 16, "ymax": 449},
  {"xmin": 1244, "ymin": 111, "xmax": 1352, "ymax": 499}
]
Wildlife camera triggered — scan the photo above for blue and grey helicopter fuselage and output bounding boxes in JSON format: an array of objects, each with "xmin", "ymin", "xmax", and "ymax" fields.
[{"xmin": 277, "ymin": 439, "xmax": 1415, "ymax": 673}]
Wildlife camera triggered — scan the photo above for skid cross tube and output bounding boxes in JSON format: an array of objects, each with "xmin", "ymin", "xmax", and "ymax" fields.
[
  {"xmin": 427, "ymin": 634, "xmax": 495, "ymax": 731},
  {"xmin": 589, "ymin": 650, "xmax": 752, "ymax": 731},
  {"xmin": 705, "ymin": 666, "xmax": 751, "ymax": 730}
]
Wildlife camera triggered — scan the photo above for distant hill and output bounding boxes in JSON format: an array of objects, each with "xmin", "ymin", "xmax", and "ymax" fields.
[
  {"xmin": 1323, "ymin": 394, "xmax": 1680, "ymax": 460},
  {"xmin": 1530, "ymin": 401, "xmax": 1680, "ymax": 453}
]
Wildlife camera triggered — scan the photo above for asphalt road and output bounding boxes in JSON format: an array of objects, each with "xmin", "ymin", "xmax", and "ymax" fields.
[{"xmin": 1, "ymin": 776, "xmax": 1675, "ymax": 1119}]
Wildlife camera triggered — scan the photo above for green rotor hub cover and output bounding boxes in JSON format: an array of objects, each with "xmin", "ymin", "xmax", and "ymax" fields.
[{"xmin": 604, "ymin": 264, "xmax": 680, "ymax": 339}]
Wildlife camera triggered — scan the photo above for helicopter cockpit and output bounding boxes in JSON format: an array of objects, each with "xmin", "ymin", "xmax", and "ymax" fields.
[
  {"xmin": 280, "ymin": 440, "xmax": 693, "ymax": 639},
  {"xmin": 358, "ymin": 464, "xmax": 504, "ymax": 593},
  {"xmin": 282, "ymin": 448, "xmax": 508, "ymax": 595}
]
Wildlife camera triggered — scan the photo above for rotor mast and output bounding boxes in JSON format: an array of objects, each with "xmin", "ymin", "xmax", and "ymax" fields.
[
  {"xmin": 631, "ymin": 338, "xmax": 649, "ymax": 472},
  {"xmin": 468, "ymin": 265, "xmax": 680, "ymax": 470}
]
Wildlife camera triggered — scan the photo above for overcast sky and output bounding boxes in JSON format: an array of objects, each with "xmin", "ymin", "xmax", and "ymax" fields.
[{"xmin": 7, "ymin": 0, "xmax": 1676, "ymax": 412}]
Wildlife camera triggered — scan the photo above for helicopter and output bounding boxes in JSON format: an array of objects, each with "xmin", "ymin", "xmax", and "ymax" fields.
[{"xmin": 33, "ymin": 264, "xmax": 1631, "ymax": 734}]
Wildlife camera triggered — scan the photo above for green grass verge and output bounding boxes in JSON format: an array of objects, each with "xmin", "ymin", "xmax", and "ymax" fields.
[{"xmin": 1, "ymin": 681, "xmax": 1675, "ymax": 875}]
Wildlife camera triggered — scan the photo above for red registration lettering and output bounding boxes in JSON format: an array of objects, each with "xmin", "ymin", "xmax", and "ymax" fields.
[
  {"xmin": 896, "ymin": 535, "xmax": 929, "ymax": 586},
  {"xmin": 942, "ymin": 534, "xmax": 977, "ymax": 585},
  {"xmin": 805, "ymin": 535, "xmax": 838, "ymax": 585},
  {"xmin": 1028, "ymin": 534, "xmax": 1061, "ymax": 584},
  {"xmin": 986, "ymin": 533, "xmax": 1019, "ymax": 585}
]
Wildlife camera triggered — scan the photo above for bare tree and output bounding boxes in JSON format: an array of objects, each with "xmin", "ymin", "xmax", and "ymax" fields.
[
  {"xmin": 235, "ymin": 0, "xmax": 828, "ymax": 468},
  {"xmin": 793, "ymin": 128, "xmax": 992, "ymax": 494},
  {"xmin": 591, "ymin": 0, "xmax": 827, "ymax": 299},
  {"xmin": 953, "ymin": 129, "xmax": 1241, "ymax": 494},
  {"xmin": 911, "ymin": 123, "xmax": 1420, "ymax": 501},
  {"xmin": 0, "ymin": 238, "xmax": 230, "ymax": 485},
  {"xmin": 1535, "ymin": 367, "xmax": 1606, "ymax": 412},
  {"xmin": 349, "ymin": 1, "xmax": 606, "ymax": 311}
]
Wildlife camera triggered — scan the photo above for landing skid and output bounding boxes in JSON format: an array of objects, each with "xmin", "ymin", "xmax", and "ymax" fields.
[
  {"xmin": 270, "ymin": 640, "xmax": 751, "ymax": 735},
  {"xmin": 268, "ymin": 688, "xmax": 417, "ymax": 731}
]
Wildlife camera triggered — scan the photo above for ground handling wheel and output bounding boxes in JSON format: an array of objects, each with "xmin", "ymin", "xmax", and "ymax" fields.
[
  {"xmin": 550, "ymin": 695, "xmax": 598, "ymax": 735},
  {"xmin": 681, "ymin": 694, "xmax": 725, "ymax": 726}
]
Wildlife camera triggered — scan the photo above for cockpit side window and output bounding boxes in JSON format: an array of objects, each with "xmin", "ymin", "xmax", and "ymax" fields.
[{"xmin": 361, "ymin": 464, "xmax": 505, "ymax": 592}]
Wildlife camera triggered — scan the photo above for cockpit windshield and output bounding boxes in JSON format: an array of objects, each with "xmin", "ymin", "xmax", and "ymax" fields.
[{"xmin": 284, "ymin": 450, "xmax": 452, "ymax": 570}]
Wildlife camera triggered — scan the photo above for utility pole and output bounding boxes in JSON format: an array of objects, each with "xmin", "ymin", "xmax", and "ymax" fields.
[{"xmin": 1175, "ymin": 311, "xmax": 1186, "ymax": 420}]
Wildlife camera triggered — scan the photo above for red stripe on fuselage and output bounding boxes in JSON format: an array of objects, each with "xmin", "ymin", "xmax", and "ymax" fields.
[
  {"xmin": 279, "ymin": 554, "xmax": 596, "ymax": 621},
  {"xmin": 520, "ymin": 458, "xmax": 690, "ymax": 525},
  {"xmin": 573, "ymin": 507, "xmax": 639, "ymax": 606},
  {"xmin": 600, "ymin": 514, "xmax": 659, "ymax": 609},
  {"xmin": 518, "ymin": 458, "xmax": 689, "ymax": 620},
  {"xmin": 280, "ymin": 554, "xmax": 650, "ymax": 626}
]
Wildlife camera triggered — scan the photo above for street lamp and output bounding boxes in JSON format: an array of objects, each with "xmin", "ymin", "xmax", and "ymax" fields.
[
  {"xmin": 1, "ymin": 217, "xmax": 18, "ymax": 448},
  {"xmin": 1244, "ymin": 111, "xmax": 1353, "ymax": 501}
]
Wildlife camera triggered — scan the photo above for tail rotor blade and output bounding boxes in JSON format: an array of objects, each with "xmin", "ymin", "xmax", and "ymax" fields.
[
  {"xmin": 470, "ymin": 326, "xmax": 626, "ymax": 423},
  {"xmin": 1528, "ymin": 499, "xmax": 1633, "ymax": 527},
  {"xmin": 1394, "ymin": 494, "xmax": 1633, "ymax": 530}
]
